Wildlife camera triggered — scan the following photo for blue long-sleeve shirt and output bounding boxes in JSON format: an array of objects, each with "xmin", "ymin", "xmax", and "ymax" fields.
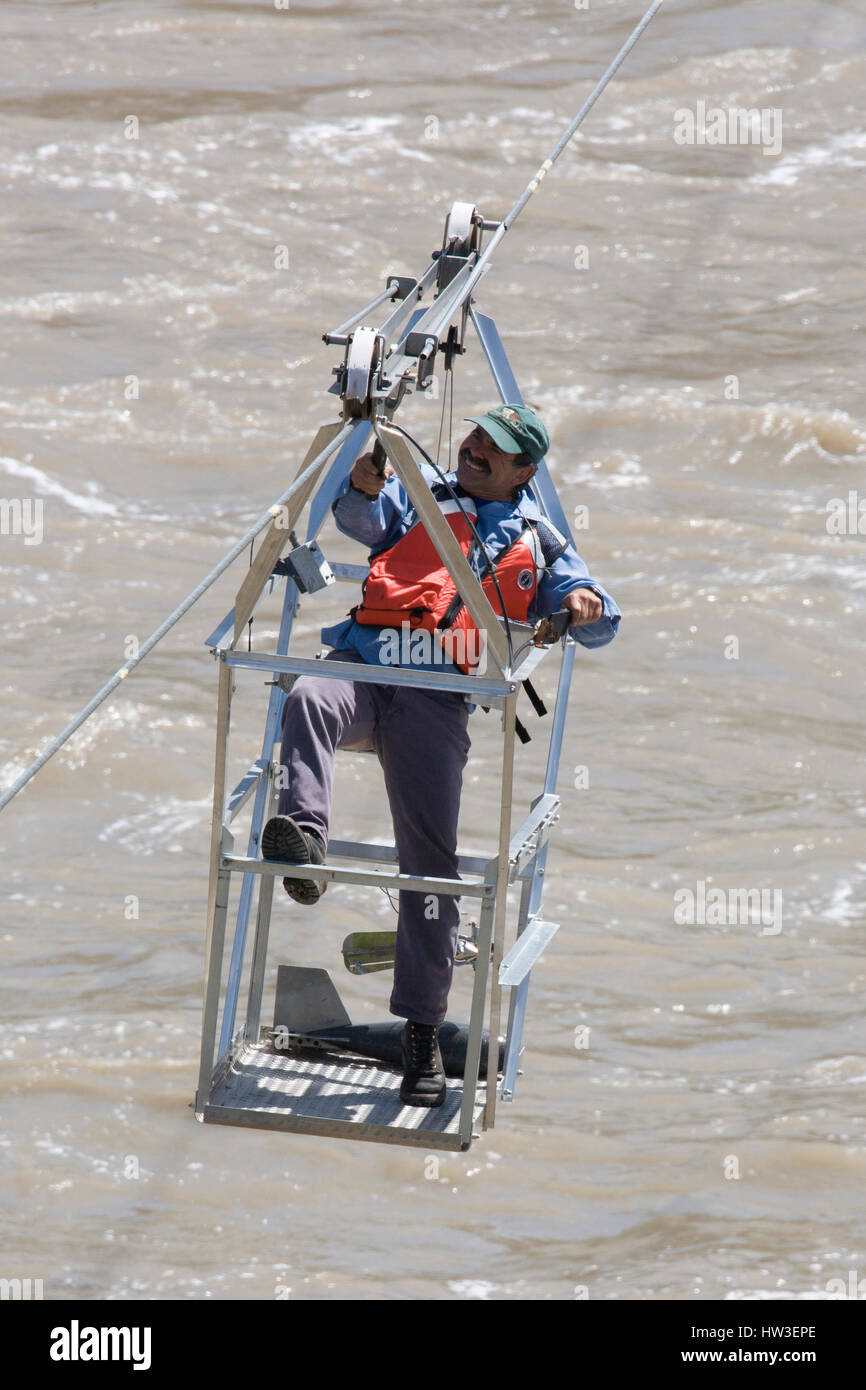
[{"xmin": 321, "ymin": 464, "xmax": 620, "ymax": 670}]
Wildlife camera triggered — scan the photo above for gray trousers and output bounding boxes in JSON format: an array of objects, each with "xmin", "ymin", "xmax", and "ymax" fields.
[{"xmin": 276, "ymin": 652, "xmax": 471, "ymax": 1025}]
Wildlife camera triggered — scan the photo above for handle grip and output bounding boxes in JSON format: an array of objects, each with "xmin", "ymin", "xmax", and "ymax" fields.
[
  {"xmin": 533, "ymin": 608, "xmax": 572, "ymax": 646},
  {"xmin": 371, "ymin": 439, "xmax": 387, "ymax": 477}
]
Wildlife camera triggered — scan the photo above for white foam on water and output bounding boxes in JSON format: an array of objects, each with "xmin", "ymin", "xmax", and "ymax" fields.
[
  {"xmin": 752, "ymin": 128, "xmax": 866, "ymax": 187},
  {"xmin": 0, "ymin": 455, "xmax": 119, "ymax": 517},
  {"xmin": 447, "ymin": 1279, "xmax": 501, "ymax": 1299},
  {"xmin": 806, "ymin": 1056, "xmax": 866, "ymax": 1086},
  {"xmin": 0, "ymin": 288, "xmax": 125, "ymax": 321},
  {"xmin": 541, "ymin": 386, "xmax": 866, "ymax": 462},
  {"xmin": 0, "ymin": 699, "xmax": 181, "ymax": 794},
  {"xmin": 712, "ymin": 553, "xmax": 866, "ymax": 591},
  {"xmin": 725, "ymin": 1289, "xmax": 837, "ymax": 1301},
  {"xmin": 286, "ymin": 114, "xmax": 402, "ymax": 166},
  {"xmin": 98, "ymin": 795, "xmax": 213, "ymax": 855},
  {"xmin": 745, "ymin": 404, "xmax": 866, "ymax": 458},
  {"xmin": 1, "ymin": 274, "xmax": 228, "ymax": 322},
  {"xmin": 562, "ymin": 456, "xmax": 652, "ymax": 491},
  {"xmin": 819, "ymin": 879, "xmax": 862, "ymax": 927}
]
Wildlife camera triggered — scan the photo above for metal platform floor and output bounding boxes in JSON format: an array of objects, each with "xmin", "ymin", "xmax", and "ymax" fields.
[{"xmin": 201, "ymin": 1041, "xmax": 486, "ymax": 1150}]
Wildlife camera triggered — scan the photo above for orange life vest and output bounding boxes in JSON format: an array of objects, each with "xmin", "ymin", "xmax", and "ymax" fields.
[{"xmin": 353, "ymin": 483, "xmax": 547, "ymax": 673}]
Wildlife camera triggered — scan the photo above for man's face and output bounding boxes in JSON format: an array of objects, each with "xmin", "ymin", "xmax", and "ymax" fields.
[{"xmin": 456, "ymin": 425, "xmax": 536, "ymax": 501}]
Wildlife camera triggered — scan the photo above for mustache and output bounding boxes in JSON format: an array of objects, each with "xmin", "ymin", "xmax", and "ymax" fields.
[{"xmin": 458, "ymin": 448, "xmax": 490, "ymax": 471}]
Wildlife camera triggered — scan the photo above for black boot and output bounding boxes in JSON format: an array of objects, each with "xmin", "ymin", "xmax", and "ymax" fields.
[
  {"xmin": 261, "ymin": 815, "xmax": 326, "ymax": 905},
  {"xmin": 400, "ymin": 1020, "xmax": 446, "ymax": 1108}
]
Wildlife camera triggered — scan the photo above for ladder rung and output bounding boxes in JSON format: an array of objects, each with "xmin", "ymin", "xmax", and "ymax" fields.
[
  {"xmin": 221, "ymin": 854, "xmax": 494, "ymax": 900},
  {"xmin": 507, "ymin": 793, "xmax": 560, "ymax": 867}
]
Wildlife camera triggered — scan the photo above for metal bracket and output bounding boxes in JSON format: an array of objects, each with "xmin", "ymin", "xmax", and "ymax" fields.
[
  {"xmin": 402, "ymin": 331, "xmax": 438, "ymax": 390},
  {"xmin": 272, "ymin": 539, "xmax": 334, "ymax": 594},
  {"xmin": 499, "ymin": 919, "xmax": 560, "ymax": 987},
  {"xmin": 389, "ymin": 275, "xmax": 418, "ymax": 301}
]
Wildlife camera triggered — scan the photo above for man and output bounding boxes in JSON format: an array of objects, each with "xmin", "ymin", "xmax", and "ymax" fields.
[{"xmin": 262, "ymin": 404, "xmax": 620, "ymax": 1107}]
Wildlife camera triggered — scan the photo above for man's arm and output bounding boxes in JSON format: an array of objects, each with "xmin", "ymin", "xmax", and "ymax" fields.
[
  {"xmin": 332, "ymin": 453, "xmax": 405, "ymax": 550},
  {"xmin": 536, "ymin": 543, "xmax": 621, "ymax": 649}
]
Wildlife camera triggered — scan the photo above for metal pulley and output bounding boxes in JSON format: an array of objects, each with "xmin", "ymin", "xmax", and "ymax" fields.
[
  {"xmin": 442, "ymin": 201, "xmax": 480, "ymax": 256},
  {"xmin": 341, "ymin": 325, "xmax": 385, "ymax": 419},
  {"xmin": 436, "ymin": 201, "xmax": 482, "ymax": 292}
]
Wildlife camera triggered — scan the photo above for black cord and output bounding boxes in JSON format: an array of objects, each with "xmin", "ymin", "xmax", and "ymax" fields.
[
  {"xmin": 379, "ymin": 886, "xmax": 399, "ymax": 914},
  {"xmin": 247, "ymin": 539, "xmax": 254, "ymax": 652},
  {"xmin": 448, "ymin": 365, "xmax": 454, "ymax": 476},
  {"xmin": 386, "ymin": 420, "xmax": 514, "ymax": 666},
  {"xmin": 434, "ymin": 364, "xmax": 449, "ymax": 467},
  {"xmin": 510, "ymin": 636, "xmax": 537, "ymax": 666}
]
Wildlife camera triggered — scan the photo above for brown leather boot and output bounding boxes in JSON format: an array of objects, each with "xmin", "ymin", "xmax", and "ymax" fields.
[{"xmin": 262, "ymin": 815, "xmax": 326, "ymax": 905}]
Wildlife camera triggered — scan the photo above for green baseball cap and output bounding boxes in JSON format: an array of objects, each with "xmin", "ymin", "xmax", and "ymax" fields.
[{"xmin": 464, "ymin": 403, "xmax": 550, "ymax": 464}]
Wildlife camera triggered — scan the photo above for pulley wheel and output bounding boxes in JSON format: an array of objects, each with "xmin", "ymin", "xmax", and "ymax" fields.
[
  {"xmin": 343, "ymin": 326, "xmax": 381, "ymax": 418},
  {"xmin": 442, "ymin": 201, "xmax": 479, "ymax": 256}
]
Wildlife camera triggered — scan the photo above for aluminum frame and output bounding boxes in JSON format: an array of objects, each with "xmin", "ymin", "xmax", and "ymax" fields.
[{"xmin": 194, "ymin": 306, "xmax": 576, "ymax": 1149}]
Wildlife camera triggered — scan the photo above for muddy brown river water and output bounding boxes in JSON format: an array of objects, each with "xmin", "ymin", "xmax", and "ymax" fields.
[{"xmin": 1, "ymin": 0, "xmax": 864, "ymax": 1300}]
